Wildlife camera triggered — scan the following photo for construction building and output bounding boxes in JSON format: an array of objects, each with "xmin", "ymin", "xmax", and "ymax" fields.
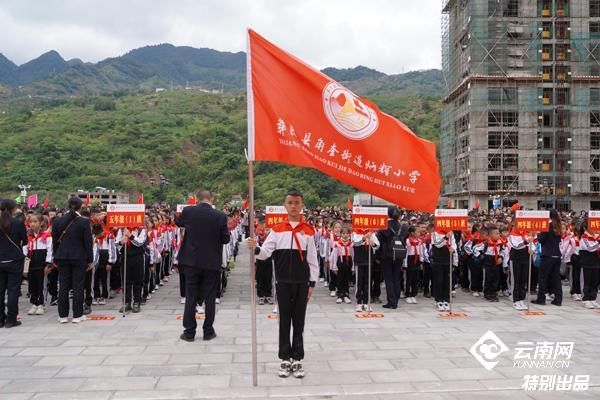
[
  {"xmin": 441, "ymin": 0, "xmax": 600, "ymax": 211},
  {"xmin": 69, "ymin": 190, "xmax": 129, "ymax": 205}
]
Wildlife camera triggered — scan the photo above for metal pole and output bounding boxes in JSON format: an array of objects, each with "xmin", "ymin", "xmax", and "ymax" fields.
[
  {"xmin": 367, "ymin": 242, "xmax": 372, "ymax": 315},
  {"xmin": 272, "ymin": 258, "xmax": 278, "ymax": 314},
  {"xmin": 526, "ymin": 252, "xmax": 532, "ymax": 312},
  {"xmin": 448, "ymin": 255, "xmax": 453, "ymax": 314},
  {"xmin": 122, "ymin": 244, "xmax": 127, "ymax": 318},
  {"xmin": 248, "ymin": 160, "xmax": 258, "ymax": 387}
]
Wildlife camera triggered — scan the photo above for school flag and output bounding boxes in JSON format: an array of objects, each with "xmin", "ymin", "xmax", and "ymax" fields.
[{"xmin": 246, "ymin": 29, "xmax": 441, "ymax": 212}]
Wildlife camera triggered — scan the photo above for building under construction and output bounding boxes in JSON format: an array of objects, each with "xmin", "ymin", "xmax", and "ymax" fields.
[{"xmin": 441, "ymin": 0, "xmax": 600, "ymax": 211}]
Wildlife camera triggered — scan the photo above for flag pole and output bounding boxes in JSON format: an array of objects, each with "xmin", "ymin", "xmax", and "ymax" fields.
[{"xmin": 246, "ymin": 27, "xmax": 258, "ymax": 387}]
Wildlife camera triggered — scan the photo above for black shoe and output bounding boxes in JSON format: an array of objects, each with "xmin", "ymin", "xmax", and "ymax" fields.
[
  {"xmin": 203, "ymin": 332, "xmax": 217, "ymax": 341},
  {"xmin": 180, "ymin": 333, "xmax": 195, "ymax": 342},
  {"xmin": 83, "ymin": 304, "xmax": 92, "ymax": 315},
  {"xmin": 423, "ymin": 292, "xmax": 431, "ymax": 298},
  {"xmin": 50, "ymin": 297, "xmax": 58, "ymax": 306},
  {"xmin": 382, "ymin": 303, "xmax": 393, "ymax": 309},
  {"xmin": 119, "ymin": 304, "xmax": 133, "ymax": 313},
  {"xmin": 132, "ymin": 303, "xmax": 141, "ymax": 313},
  {"xmin": 551, "ymin": 300, "xmax": 562, "ymax": 306},
  {"xmin": 485, "ymin": 296, "xmax": 499, "ymax": 302},
  {"xmin": 531, "ymin": 299, "xmax": 546, "ymax": 305},
  {"xmin": 0, "ymin": 320, "xmax": 4, "ymax": 328},
  {"xmin": 5, "ymin": 320, "xmax": 22, "ymax": 328}
]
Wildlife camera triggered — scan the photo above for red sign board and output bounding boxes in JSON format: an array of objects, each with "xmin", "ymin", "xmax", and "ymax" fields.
[
  {"xmin": 514, "ymin": 210, "xmax": 550, "ymax": 232},
  {"xmin": 265, "ymin": 206, "xmax": 288, "ymax": 228},
  {"xmin": 106, "ymin": 204, "xmax": 146, "ymax": 228},
  {"xmin": 434, "ymin": 209, "xmax": 468, "ymax": 231},
  {"xmin": 352, "ymin": 207, "xmax": 388, "ymax": 230},
  {"xmin": 589, "ymin": 211, "xmax": 600, "ymax": 232}
]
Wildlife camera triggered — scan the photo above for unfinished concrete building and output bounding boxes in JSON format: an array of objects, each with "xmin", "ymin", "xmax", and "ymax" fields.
[{"xmin": 441, "ymin": 0, "xmax": 600, "ymax": 211}]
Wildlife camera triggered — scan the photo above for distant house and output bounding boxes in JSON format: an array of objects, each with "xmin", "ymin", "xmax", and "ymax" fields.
[
  {"xmin": 70, "ymin": 191, "xmax": 129, "ymax": 205},
  {"xmin": 155, "ymin": 88, "xmax": 165, "ymax": 93}
]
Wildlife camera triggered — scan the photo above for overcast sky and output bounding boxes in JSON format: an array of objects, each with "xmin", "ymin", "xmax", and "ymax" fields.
[{"xmin": 0, "ymin": 0, "xmax": 442, "ymax": 74}]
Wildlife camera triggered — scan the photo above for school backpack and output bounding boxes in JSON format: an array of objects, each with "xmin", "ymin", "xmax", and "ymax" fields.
[{"xmin": 384, "ymin": 227, "xmax": 407, "ymax": 262}]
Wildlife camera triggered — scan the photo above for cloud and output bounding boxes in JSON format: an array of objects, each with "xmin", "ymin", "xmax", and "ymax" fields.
[{"xmin": 0, "ymin": 0, "xmax": 441, "ymax": 74}]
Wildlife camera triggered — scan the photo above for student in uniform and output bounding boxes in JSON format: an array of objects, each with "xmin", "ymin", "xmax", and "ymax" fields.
[
  {"xmin": 480, "ymin": 225, "xmax": 508, "ymax": 302},
  {"xmin": 25, "ymin": 213, "xmax": 53, "ymax": 315},
  {"xmin": 430, "ymin": 228, "xmax": 457, "ymax": 311},
  {"xmin": 569, "ymin": 222, "xmax": 582, "ymax": 301},
  {"xmin": 248, "ymin": 189, "xmax": 319, "ymax": 379},
  {"xmin": 403, "ymin": 226, "xmax": 422, "ymax": 304},
  {"xmin": 92, "ymin": 221, "xmax": 116, "ymax": 305},
  {"xmin": 117, "ymin": 226, "xmax": 147, "ymax": 313},
  {"xmin": 327, "ymin": 221, "xmax": 342, "ymax": 297},
  {"xmin": 421, "ymin": 224, "xmax": 434, "ymax": 298},
  {"xmin": 470, "ymin": 226, "xmax": 488, "ymax": 297},
  {"xmin": 578, "ymin": 222, "xmax": 600, "ymax": 309},
  {"xmin": 508, "ymin": 228, "xmax": 531, "ymax": 311},
  {"xmin": 352, "ymin": 228, "xmax": 380, "ymax": 312},
  {"xmin": 255, "ymin": 224, "xmax": 273, "ymax": 305},
  {"xmin": 330, "ymin": 225, "xmax": 353, "ymax": 305}
]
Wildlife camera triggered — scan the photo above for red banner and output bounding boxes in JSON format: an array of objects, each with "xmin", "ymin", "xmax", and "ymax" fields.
[
  {"xmin": 352, "ymin": 206, "xmax": 388, "ymax": 230},
  {"xmin": 514, "ymin": 210, "xmax": 550, "ymax": 233},
  {"xmin": 265, "ymin": 206, "xmax": 288, "ymax": 228},
  {"xmin": 106, "ymin": 204, "xmax": 146, "ymax": 228},
  {"xmin": 246, "ymin": 29, "xmax": 441, "ymax": 213},
  {"xmin": 434, "ymin": 209, "xmax": 468, "ymax": 231},
  {"xmin": 589, "ymin": 211, "xmax": 600, "ymax": 232}
]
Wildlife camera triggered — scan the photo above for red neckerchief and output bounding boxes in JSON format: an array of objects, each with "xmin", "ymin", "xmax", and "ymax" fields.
[
  {"xmin": 435, "ymin": 231, "xmax": 451, "ymax": 249},
  {"xmin": 336, "ymin": 239, "xmax": 352, "ymax": 264},
  {"xmin": 272, "ymin": 217, "xmax": 314, "ymax": 262},
  {"xmin": 582, "ymin": 232, "xmax": 599, "ymax": 241},
  {"xmin": 28, "ymin": 230, "xmax": 49, "ymax": 252},
  {"xmin": 488, "ymin": 239, "xmax": 501, "ymax": 264},
  {"xmin": 96, "ymin": 228, "xmax": 113, "ymax": 245},
  {"xmin": 409, "ymin": 237, "xmax": 420, "ymax": 261},
  {"xmin": 354, "ymin": 229, "xmax": 370, "ymax": 249}
]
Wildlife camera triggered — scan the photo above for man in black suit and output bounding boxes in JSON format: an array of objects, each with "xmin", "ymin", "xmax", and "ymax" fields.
[
  {"xmin": 176, "ymin": 190, "xmax": 230, "ymax": 342},
  {"xmin": 52, "ymin": 196, "xmax": 94, "ymax": 323}
]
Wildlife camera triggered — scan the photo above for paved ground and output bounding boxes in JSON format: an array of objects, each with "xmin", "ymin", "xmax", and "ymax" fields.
[{"xmin": 1, "ymin": 245, "xmax": 600, "ymax": 400}]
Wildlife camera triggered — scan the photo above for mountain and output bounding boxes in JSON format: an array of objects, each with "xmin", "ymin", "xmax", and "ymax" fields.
[
  {"xmin": 0, "ymin": 45, "xmax": 443, "ymax": 98},
  {"xmin": 0, "ymin": 53, "xmax": 17, "ymax": 82}
]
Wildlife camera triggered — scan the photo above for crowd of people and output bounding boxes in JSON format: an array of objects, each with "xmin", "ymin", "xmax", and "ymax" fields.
[{"xmin": 1, "ymin": 192, "xmax": 600, "ymax": 379}]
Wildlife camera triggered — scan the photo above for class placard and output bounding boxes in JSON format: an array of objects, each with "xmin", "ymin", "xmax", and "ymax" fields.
[
  {"xmin": 106, "ymin": 204, "xmax": 146, "ymax": 228},
  {"xmin": 265, "ymin": 206, "xmax": 288, "ymax": 228},
  {"xmin": 434, "ymin": 209, "xmax": 468, "ymax": 231},
  {"xmin": 352, "ymin": 206, "xmax": 388, "ymax": 230},
  {"xmin": 514, "ymin": 210, "xmax": 550, "ymax": 232},
  {"xmin": 588, "ymin": 211, "xmax": 600, "ymax": 232}
]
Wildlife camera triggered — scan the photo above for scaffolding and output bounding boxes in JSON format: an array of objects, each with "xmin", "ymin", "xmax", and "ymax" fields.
[{"xmin": 441, "ymin": 0, "xmax": 600, "ymax": 211}]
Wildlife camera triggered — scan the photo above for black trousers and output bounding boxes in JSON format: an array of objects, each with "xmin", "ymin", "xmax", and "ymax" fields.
[
  {"xmin": 570, "ymin": 256, "xmax": 582, "ymax": 295},
  {"xmin": 182, "ymin": 267, "xmax": 220, "ymax": 337},
  {"xmin": 582, "ymin": 267, "xmax": 600, "ymax": 301},
  {"xmin": 422, "ymin": 262, "xmax": 432, "ymax": 296},
  {"xmin": 163, "ymin": 251, "xmax": 172, "ymax": 277},
  {"xmin": 382, "ymin": 259, "xmax": 402, "ymax": 306},
  {"xmin": 328, "ymin": 270, "xmax": 337, "ymax": 291},
  {"xmin": 143, "ymin": 255, "xmax": 151, "ymax": 299},
  {"xmin": 0, "ymin": 260, "xmax": 23, "ymax": 323},
  {"xmin": 536, "ymin": 257, "xmax": 562, "ymax": 304},
  {"xmin": 511, "ymin": 258, "xmax": 529, "ymax": 302},
  {"xmin": 94, "ymin": 251, "xmax": 109, "ymax": 299},
  {"xmin": 276, "ymin": 281, "xmax": 309, "ymax": 361},
  {"xmin": 470, "ymin": 260, "xmax": 483, "ymax": 292},
  {"xmin": 179, "ymin": 265, "xmax": 186, "ymax": 298},
  {"xmin": 405, "ymin": 257, "xmax": 420, "ymax": 298},
  {"xmin": 484, "ymin": 265, "xmax": 500, "ymax": 298},
  {"xmin": 256, "ymin": 261, "xmax": 273, "ymax": 298},
  {"xmin": 110, "ymin": 255, "xmax": 122, "ymax": 291},
  {"xmin": 432, "ymin": 263, "xmax": 450, "ymax": 302},
  {"xmin": 28, "ymin": 267, "xmax": 45, "ymax": 306},
  {"xmin": 459, "ymin": 256, "xmax": 470, "ymax": 289},
  {"xmin": 371, "ymin": 268, "xmax": 382, "ymax": 299},
  {"xmin": 336, "ymin": 259, "xmax": 352, "ymax": 298},
  {"xmin": 57, "ymin": 261, "xmax": 87, "ymax": 318},
  {"xmin": 356, "ymin": 264, "xmax": 369, "ymax": 304},
  {"xmin": 47, "ymin": 268, "xmax": 58, "ymax": 299},
  {"xmin": 84, "ymin": 269, "xmax": 93, "ymax": 306},
  {"xmin": 123, "ymin": 252, "xmax": 144, "ymax": 304}
]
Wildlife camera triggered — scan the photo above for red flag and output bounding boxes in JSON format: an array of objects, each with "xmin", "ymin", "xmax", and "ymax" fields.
[
  {"xmin": 242, "ymin": 196, "xmax": 249, "ymax": 210},
  {"xmin": 510, "ymin": 201, "xmax": 520, "ymax": 212},
  {"xmin": 347, "ymin": 195, "xmax": 352, "ymax": 211},
  {"xmin": 246, "ymin": 29, "xmax": 441, "ymax": 212},
  {"xmin": 475, "ymin": 199, "xmax": 480, "ymax": 209},
  {"xmin": 137, "ymin": 193, "xmax": 144, "ymax": 204},
  {"xmin": 43, "ymin": 194, "xmax": 49, "ymax": 209},
  {"xmin": 187, "ymin": 195, "xmax": 197, "ymax": 205},
  {"xmin": 84, "ymin": 192, "xmax": 90, "ymax": 207}
]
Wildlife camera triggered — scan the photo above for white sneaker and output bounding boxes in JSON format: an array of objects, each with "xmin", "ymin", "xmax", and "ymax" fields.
[
  {"xmin": 443, "ymin": 302, "xmax": 450, "ymax": 311},
  {"xmin": 145, "ymin": 295, "xmax": 151, "ymax": 301},
  {"xmin": 592, "ymin": 301, "xmax": 600, "ymax": 308},
  {"xmin": 180, "ymin": 297, "xmax": 186, "ymax": 304},
  {"xmin": 412, "ymin": 297, "xmax": 418, "ymax": 304},
  {"xmin": 451, "ymin": 291, "xmax": 456, "ymax": 297},
  {"xmin": 399, "ymin": 292, "xmax": 406, "ymax": 299},
  {"xmin": 513, "ymin": 302, "xmax": 521, "ymax": 310},
  {"xmin": 28, "ymin": 305, "xmax": 38, "ymax": 315},
  {"xmin": 336, "ymin": 298, "xmax": 343, "ymax": 304},
  {"xmin": 72, "ymin": 315, "xmax": 86, "ymax": 323},
  {"xmin": 58, "ymin": 317, "xmax": 69, "ymax": 324},
  {"xmin": 322, "ymin": 281, "xmax": 328, "ymax": 287},
  {"xmin": 518, "ymin": 301, "xmax": 527, "ymax": 310},
  {"xmin": 546, "ymin": 294, "xmax": 554, "ymax": 302},
  {"xmin": 343, "ymin": 297, "xmax": 352, "ymax": 304},
  {"xmin": 436, "ymin": 302, "xmax": 444, "ymax": 311},
  {"xmin": 472, "ymin": 292, "xmax": 480, "ymax": 297},
  {"xmin": 216, "ymin": 298, "xmax": 221, "ymax": 304},
  {"xmin": 498, "ymin": 291, "xmax": 504, "ymax": 297},
  {"xmin": 92, "ymin": 299, "xmax": 98, "ymax": 305},
  {"xmin": 35, "ymin": 305, "xmax": 45, "ymax": 315},
  {"xmin": 406, "ymin": 297, "xmax": 412, "ymax": 304},
  {"xmin": 319, "ymin": 278, "xmax": 325, "ymax": 282},
  {"xmin": 330, "ymin": 291, "xmax": 337, "ymax": 297},
  {"xmin": 272, "ymin": 306, "xmax": 278, "ymax": 314},
  {"xmin": 355, "ymin": 304, "xmax": 363, "ymax": 312},
  {"xmin": 291, "ymin": 360, "xmax": 305, "ymax": 379},
  {"xmin": 196, "ymin": 305, "xmax": 205, "ymax": 314},
  {"xmin": 575, "ymin": 294, "xmax": 582, "ymax": 301},
  {"xmin": 278, "ymin": 360, "xmax": 292, "ymax": 378},
  {"xmin": 99, "ymin": 298, "xmax": 107, "ymax": 305},
  {"xmin": 583, "ymin": 301, "xmax": 595, "ymax": 309},
  {"xmin": 365, "ymin": 305, "xmax": 373, "ymax": 312}
]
